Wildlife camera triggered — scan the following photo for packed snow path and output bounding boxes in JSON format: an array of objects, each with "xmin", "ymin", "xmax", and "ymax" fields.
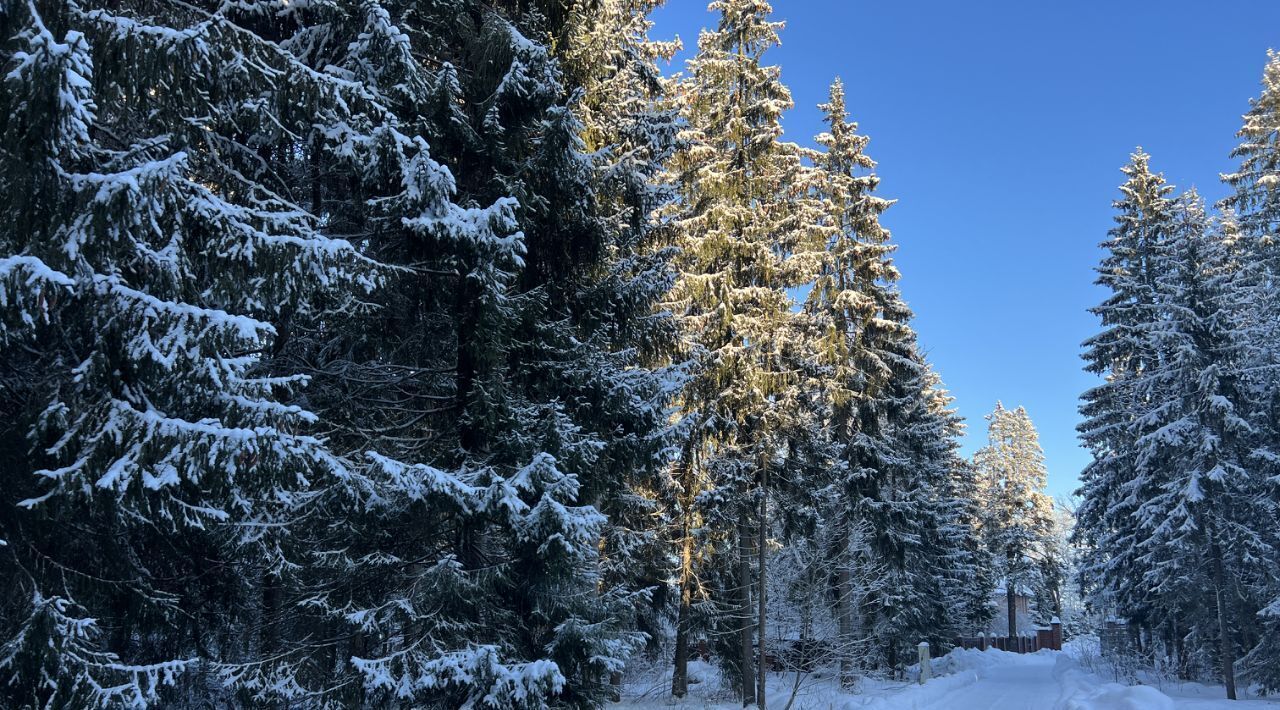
[
  {"xmin": 620, "ymin": 647, "xmax": 1280, "ymax": 709},
  {"xmin": 859, "ymin": 649, "xmax": 1275, "ymax": 710},
  {"xmin": 925, "ymin": 651, "xmax": 1060, "ymax": 708},
  {"xmin": 852, "ymin": 650, "xmax": 1171, "ymax": 710}
]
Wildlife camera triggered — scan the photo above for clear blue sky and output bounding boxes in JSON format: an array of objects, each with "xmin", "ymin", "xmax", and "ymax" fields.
[{"xmin": 650, "ymin": 1, "xmax": 1280, "ymax": 500}]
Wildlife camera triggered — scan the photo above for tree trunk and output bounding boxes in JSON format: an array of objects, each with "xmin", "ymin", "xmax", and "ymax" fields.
[
  {"xmin": 740, "ymin": 513, "xmax": 756, "ymax": 706},
  {"xmin": 672, "ymin": 488, "xmax": 695, "ymax": 698},
  {"xmin": 1210, "ymin": 535, "xmax": 1237, "ymax": 700},
  {"xmin": 1006, "ymin": 582, "xmax": 1017, "ymax": 643},
  {"xmin": 261, "ymin": 571, "xmax": 280, "ymax": 657},
  {"xmin": 757, "ymin": 475, "xmax": 768, "ymax": 709},
  {"xmin": 1175, "ymin": 621, "xmax": 1188, "ymax": 680},
  {"xmin": 837, "ymin": 563, "xmax": 856, "ymax": 687},
  {"xmin": 672, "ymin": 600, "xmax": 690, "ymax": 697}
]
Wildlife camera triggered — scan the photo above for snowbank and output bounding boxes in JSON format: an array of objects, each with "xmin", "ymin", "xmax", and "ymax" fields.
[{"xmin": 1053, "ymin": 653, "xmax": 1174, "ymax": 710}]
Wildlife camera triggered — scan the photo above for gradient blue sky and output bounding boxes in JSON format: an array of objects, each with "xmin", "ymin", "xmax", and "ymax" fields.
[{"xmin": 650, "ymin": 1, "xmax": 1280, "ymax": 499}]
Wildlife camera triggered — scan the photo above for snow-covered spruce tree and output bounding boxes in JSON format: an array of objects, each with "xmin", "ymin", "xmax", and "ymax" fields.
[
  {"xmin": 869, "ymin": 357, "xmax": 976, "ymax": 672},
  {"xmin": 943, "ymin": 454, "xmax": 998, "ymax": 635},
  {"xmin": 1074, "ymin": 149, "xmax": 1174, "ymax": 636},
  {"xmin": 664, "ymin": 1, "xmax": 817, "ymax": 702},
  {"xmin": 1127, "ymin": 191, "xmax": 1277, "ymax": 700},
  {"xmin": 1221, "ymin": 50, "xmax": 1280, "ymax": 243},
  {"xmin": 974, "ymin": 403, "xmax": 1055, "ymax": 641},
  {"xmin": 798, "ymin": 76, "xmax": 900, "ymax": 685},
  {"xmin": 800, "ymin": 78, "xmax": 974, "ymax": 677},
  {"xmin": 1219, "ymin": 51, "xmax": 1280, "ymax": 693},
  {"xmin": 1033, "ymin": 503, "xmax": 1075, "ymax": 629},
  {"xmin": 918, "ymin": 374, "xmax": 989, "ymax": 644},
  {"xmin": 490, "ymin": 5, "xmax": 674, "ymax": 704},
  {"xmin": 229, "ymin": 2, "xmax": 559, "ymax": 705},
  {"xmin": 0, "ymin": 0, "xmax": 382, "ymax": 704},
  {"xmin": 265, "ymin": 1, "xmax": 672, "ymax": 706},
  {"xmin": 556, "ymin": 0, "xmax": 687, "ymax": 663}
]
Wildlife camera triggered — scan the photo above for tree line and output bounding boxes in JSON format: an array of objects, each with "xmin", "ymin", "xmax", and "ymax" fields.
[
  {"xmin": 1, "ymin": 0, "xmax": 1063, "ymax": 707},
  {"xmin": 1075, "ymin": 51, "xmax": 1280, "ymax": 700}
]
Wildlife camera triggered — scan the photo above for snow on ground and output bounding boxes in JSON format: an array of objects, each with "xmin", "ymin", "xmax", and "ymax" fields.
[{"xmin": 617, "ymin": 646, "xmax": 1280, "ymax": 709}]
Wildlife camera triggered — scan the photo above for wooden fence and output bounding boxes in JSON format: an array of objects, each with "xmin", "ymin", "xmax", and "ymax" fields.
[{"xmin": 954, "ymin": 620, "xmax": 1063, "ymax": 653}]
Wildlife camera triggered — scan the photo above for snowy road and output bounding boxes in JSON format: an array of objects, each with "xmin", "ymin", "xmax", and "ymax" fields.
[
  {"xmin": 854, "ymin": 649, "xmax": 1277, "ymax": 710},
  {"xmin": 621, "ymin": 647, "xmax": 1280, "ymax": 709},
  {"xmin": 925, "ymin": 652, "xmax": 1060, "ymax": 708}
]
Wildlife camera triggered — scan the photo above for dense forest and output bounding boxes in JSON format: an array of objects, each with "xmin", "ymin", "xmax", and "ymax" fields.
[{"xmin": 1, "ymin": 0, "xmax": 1278, "ymax": 707}]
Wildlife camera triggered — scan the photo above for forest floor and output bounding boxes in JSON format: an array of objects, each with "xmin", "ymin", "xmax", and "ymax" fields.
[{"xmin": 617, "ymin": 643, "xmax": 1280, "ymax": 709}]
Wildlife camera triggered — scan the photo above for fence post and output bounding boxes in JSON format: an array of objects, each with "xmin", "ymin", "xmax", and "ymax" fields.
[
  {"xmin": 918, "ymin": 642, "xmax": 931, "ymax": 684},
  {"xmin": 978, "ymin": 632, "xmax": 987, "ymax": 651},
  {"xmin": 1051, "ymin": 618, "xmax": 1063, "ymax": 651}
]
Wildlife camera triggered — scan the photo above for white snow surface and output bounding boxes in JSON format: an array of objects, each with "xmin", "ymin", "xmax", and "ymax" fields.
[{"xmin": 617, "ymin": 645, "xmax": 1280, "ymax": 709}]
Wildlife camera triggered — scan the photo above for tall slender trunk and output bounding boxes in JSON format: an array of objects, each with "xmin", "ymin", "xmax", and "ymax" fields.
[
  {"xmin": 1006, "ymin": 548, "xmax": 1018, "ymax": 644},
  {"xmin": 672, "ymin": 452, "xmax": 697, "ymax": 699},
  {"xmin": 1209, "ymin": 534, "xmax": 1237, "ymax": 700},
  {"xmin": 837, "ymin": 564, "xmax": 856, "ymax": 688},
  {"xmin": 1006, "ymin": 587, "xmax": 1017, "ymax": 643},
  {"xmin": 672, "ymin": 600, "xmax": 690, "ymax": 697},
  {"xmin": 1175, "ymin": 620, "xmax": 1188, "ymax": 680},
  {"xmin": 739, "ymin": 511, "xmax": 756, "ymax": 706},
  {"xmin": 261, "ymin": 571, "xmax": 280, "ymax": 657},
  {"xmin": 757, "ymin": 472, "xmax": 768, "ymax": 709}
]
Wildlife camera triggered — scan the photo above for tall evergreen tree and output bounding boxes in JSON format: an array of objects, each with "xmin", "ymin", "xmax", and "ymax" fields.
[
  {"xmin": 1074, "ymin": 150, "xmax": 1175, "ymax": 635},
  {"xmin": 868, "ymin": 357, "xmax": 974, "ymax": 671},
  {"xmin": 919, "ymin": 375, "xmax": 990, "ymax": 642},
  {"xmin": 665, "ymin": 1, "xmax": 815, "ymax": 702},
  {"xmin": 974, "ymin": 403, "xmax": 1054, "ymax": 641},
  {"xmin": 1127, "ymin": 191, "xmax": 1277, "ymax": 699},
  {"xmin": 1220, "ymin": 50, "xmax": 1280, "ymax": 693},
  {"xmin": 0, "ymin": 0, "xmax": 381, "ymax": 703},
  {"xmin": 800, "ymin": 77, "xmax": 976, "ymax": 677},
  {"xmin": 242, "ymin": 1, "xmax": 667, "ymax": 704},
  {"xmin": 945, "ymin": 455, "xmax": 998, "ymax": 635},
  {"xmin": 557, "ymin": 0, "xmax": 687, "ymax": 663},
  {"xmin": 801, "ymin": 76, "xmax": 900, "ymax": 685}
]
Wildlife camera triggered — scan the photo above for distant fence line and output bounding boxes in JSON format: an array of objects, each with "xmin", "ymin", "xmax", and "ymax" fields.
[{"xmin": 954, "ymin": 620, "xmax": 1063, "ymax": 653}]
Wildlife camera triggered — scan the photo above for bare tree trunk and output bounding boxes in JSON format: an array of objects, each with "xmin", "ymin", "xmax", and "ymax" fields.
[
  {"xmin": 1175, "ymin": 620, "xmax": 1188, "ymax": 680},
  {"xmin": 261, "ymin": 572, "xmax": 280, "ymax": 657},
  {"xmin": 672, "ymin": 586, "xmax": 690, "ymax": 698},
  {"xmin": 1006, "ymin": 585, "xmax": 1017, "ymax": 643},
  {"xmin": 1006, "ymin": 547, "xmax": 1018, "ymax": 645},
  {"xmin": 1210, "ymin": 535, "xmax": 1237, "ymax": 700},
  {"xmin": 757, "ymin": 474, "xmax": 768, "ymax": 709},
  {"xmin": 672, "ymin": 501, "xmax": 695, "ymax": 698},
  {"xmin": 837, "ymin": 565, "xmax": 856, "ymax": 689},
  {"xmin": 740, "ymin": 512, "xmax": 756, "ymax": 707},
  {"xmin": 672, "ymin": 445, "xmax": 700, "ymax": 699}
]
